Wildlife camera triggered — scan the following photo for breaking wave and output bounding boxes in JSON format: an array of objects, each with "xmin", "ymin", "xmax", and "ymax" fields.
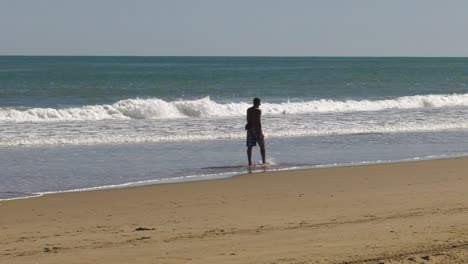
[{"xmin": 2, "ymin": 93, "xmax": 468, "ymax": 122}]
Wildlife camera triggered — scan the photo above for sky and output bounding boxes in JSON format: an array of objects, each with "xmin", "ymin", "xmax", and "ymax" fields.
[{"xmin": 1, "ymin": 0, "xmax": 468, "ymax": 56}]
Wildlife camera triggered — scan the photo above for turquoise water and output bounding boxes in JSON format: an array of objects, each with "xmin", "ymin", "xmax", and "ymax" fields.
[
  {"xmin": 1, "ymin": 56, "xmax": 468, "ymax": 199},
  {"xmin": 2, "ymin": 56, "xmax": 468, "ymax": 107}
]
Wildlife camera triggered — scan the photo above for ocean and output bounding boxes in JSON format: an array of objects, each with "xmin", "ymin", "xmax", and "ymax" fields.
[{"xmin": 2, "ymin": 56, "xmax": 468, "ymax": 200}]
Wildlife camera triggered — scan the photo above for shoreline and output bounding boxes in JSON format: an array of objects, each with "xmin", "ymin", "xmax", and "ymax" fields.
[
  {"xmin": 2, "ymin": 157, "xmax": 468, "ymax": 263},
  {"xmin": 1, "ymin": 153, "xmax": 466, "ymax": 202}
]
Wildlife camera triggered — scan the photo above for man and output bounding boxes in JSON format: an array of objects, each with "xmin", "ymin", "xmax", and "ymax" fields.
[{"xmin": 246, "ymin": 97, "xmax": 266, "ymax": 166}]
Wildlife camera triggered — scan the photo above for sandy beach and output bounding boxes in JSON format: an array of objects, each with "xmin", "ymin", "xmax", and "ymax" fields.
[{"xmin": 1, "ymin": 157, "xmax": 468, "ymax": 264}]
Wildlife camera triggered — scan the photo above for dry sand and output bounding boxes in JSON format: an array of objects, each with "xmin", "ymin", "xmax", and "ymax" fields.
[{"xmin": 1, "ymin": 157, "xmax": 468, "ymax": 264}]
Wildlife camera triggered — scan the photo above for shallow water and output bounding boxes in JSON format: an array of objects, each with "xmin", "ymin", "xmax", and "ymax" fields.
[{"xmin": 2, "ymin": 129, "xmax": 468, "ymax": 200}]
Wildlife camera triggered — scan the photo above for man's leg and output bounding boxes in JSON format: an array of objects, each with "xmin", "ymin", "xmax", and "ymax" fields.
[
  {"xmin": 260, "ymin": 145, "xmax": 266, "ymax": 164},
  {"xmin": 247, "ymin": 146, "xmax": 253, "ymax": 166},
  {"xmin": 257, "ymin": 137, "xmax": 266, "ymax": 164}
]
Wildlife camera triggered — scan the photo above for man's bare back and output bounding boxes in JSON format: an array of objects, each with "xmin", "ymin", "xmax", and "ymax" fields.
[{"xmin": 247, "ymin": 106, "xmax": 262, "ymax": 130}]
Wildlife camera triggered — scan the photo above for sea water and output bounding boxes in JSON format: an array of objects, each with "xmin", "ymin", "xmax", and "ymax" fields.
[{"xmin": 1, "ymin": 56, "xmax": 468, "ymax": 199}]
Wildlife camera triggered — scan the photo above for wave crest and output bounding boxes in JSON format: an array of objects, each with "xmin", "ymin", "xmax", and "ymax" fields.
[{"xmin": 2, "ymin": 93, "xmax": 468, "ymax": 122}]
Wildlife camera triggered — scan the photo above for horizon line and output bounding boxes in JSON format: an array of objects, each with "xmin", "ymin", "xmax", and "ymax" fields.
[{"xmin": 1, "ymin": 54, "xmax": 468, "ymax": 58}]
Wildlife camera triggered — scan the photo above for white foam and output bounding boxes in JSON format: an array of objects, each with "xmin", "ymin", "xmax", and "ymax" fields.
[
  {"xmin": 0, "ymin": 193, "xmax": 43, "ymax": 201},
  {"xmin": 2, "ymin": 120, "xmax": 468, "ymax": 147},
  {"xmin": 3, "ymin": 93, "xmax": 468, "ymax": 122}
]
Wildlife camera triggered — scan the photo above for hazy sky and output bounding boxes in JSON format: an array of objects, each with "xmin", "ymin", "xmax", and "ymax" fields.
[{"xmin": 1, "ymin": 0, "xmax": 468, "ymax": 56}]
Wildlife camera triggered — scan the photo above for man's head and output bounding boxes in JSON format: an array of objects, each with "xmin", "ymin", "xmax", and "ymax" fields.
[{"xmin": 253, "ymin": 97, "xmax": 261, "ymax": 107}]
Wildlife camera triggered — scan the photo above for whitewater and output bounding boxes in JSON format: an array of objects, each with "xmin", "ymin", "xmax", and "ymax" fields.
[
  {"xmin": 2, "ymin": 94, "xmax": 468, "ymax": 147},
  {"xmin": 2, "ymin": 93, "xmax": 468, "ymax": 122}
]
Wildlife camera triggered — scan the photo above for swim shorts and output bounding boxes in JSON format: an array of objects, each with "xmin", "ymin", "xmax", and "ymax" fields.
[{"xmin": 246, "ymin": 128, "xmax": 265, "ymax": 147}]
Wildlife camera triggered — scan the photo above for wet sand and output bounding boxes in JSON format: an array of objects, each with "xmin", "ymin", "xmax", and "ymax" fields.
[{"xmin": 1, "ymin": 157, "xmax": 468, "ymax": 264}]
